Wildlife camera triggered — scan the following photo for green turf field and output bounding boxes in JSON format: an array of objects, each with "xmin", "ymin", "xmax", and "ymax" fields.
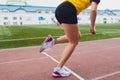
[{"xmin": 0, "ymin": 24, "xmax": 120, "ymax": 49}]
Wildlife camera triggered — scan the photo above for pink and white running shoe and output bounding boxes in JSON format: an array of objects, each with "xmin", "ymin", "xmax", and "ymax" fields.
[
  {"xmin": 52, "ymin": 67, "xmax": 71, "ymax": 78},
  {"xmin": 40, "ymin": 35, "xmax": 55, "ymax": 53}
]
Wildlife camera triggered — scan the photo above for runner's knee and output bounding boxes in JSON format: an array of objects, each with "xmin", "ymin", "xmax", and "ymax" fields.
[{"xmin": 78, "ymin": 33, "xmax": 81, "ymax": 40}]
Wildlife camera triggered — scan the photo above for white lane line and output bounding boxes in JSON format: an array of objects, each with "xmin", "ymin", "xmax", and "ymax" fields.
[
  {"xmin": 92, "ymin": 71, "xmax": 120, "ymax": 80},
  {"xmin": 0, "ymin": 54, "xmax": 61, "ymax": 65},
  {"xmin": 0, "ymin": 57, "xmax": 47, "ymax": 65},
  {"xmin": 42, "ymin": 52, "xmax": 85, "ymax": 80}
]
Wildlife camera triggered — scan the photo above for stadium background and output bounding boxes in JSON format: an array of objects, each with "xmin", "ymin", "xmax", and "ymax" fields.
[{"xmin": 0, "ymin": 0, "xmax": 120, "ymax": 26}]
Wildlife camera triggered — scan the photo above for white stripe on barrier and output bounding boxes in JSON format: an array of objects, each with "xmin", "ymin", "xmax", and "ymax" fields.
[{"xmin": 0, "ymin": 32, "xmax": 119, "ymax": 42}]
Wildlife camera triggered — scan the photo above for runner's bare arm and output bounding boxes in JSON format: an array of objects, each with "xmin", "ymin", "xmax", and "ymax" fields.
[{"xmin": 90, "ymin": 1, "xmax": 99, "ymax": 34}]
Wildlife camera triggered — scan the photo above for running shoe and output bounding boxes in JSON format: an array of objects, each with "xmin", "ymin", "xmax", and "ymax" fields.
[
  {"xmin": 40, "ymin": 35, "xmax": 55, "ymax": 53},
  {"xmin": 52, "ymin": 67, "xmax": 71, "ymax": 78}
]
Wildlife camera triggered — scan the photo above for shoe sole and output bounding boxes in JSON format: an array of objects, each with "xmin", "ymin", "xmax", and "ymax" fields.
[
  {"xmin": 52, "ymin": 76, "xmax": 62, "ymax": 78},
  {"xmin": 40, "ymin": 42, "xmax": 46, "ymax": 53}
]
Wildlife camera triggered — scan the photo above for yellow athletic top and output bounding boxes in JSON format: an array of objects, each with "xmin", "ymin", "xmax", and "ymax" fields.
[{"xmin": 64, "ymin": 0, "xmax": 91, "ymax": 15}]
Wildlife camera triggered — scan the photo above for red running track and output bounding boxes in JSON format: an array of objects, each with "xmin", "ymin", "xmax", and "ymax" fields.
[{"xmin": 0, "ymin": 38, "xmax": 120, "ymax": 80}]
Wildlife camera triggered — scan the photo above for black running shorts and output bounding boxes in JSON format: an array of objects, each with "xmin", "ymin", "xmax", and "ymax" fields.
[{"xmin": 55, "ymin": 1, "xmax": 77, "ymax": 24}]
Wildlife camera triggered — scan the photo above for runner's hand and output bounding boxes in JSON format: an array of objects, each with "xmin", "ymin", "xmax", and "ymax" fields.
[
  {"xmin": 56, "ymin": 21, "xmax": 60, "ymax": 26},
  {"xmin": 90, "ymin": 27, "xmax": 96, "ymax": 35}
]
